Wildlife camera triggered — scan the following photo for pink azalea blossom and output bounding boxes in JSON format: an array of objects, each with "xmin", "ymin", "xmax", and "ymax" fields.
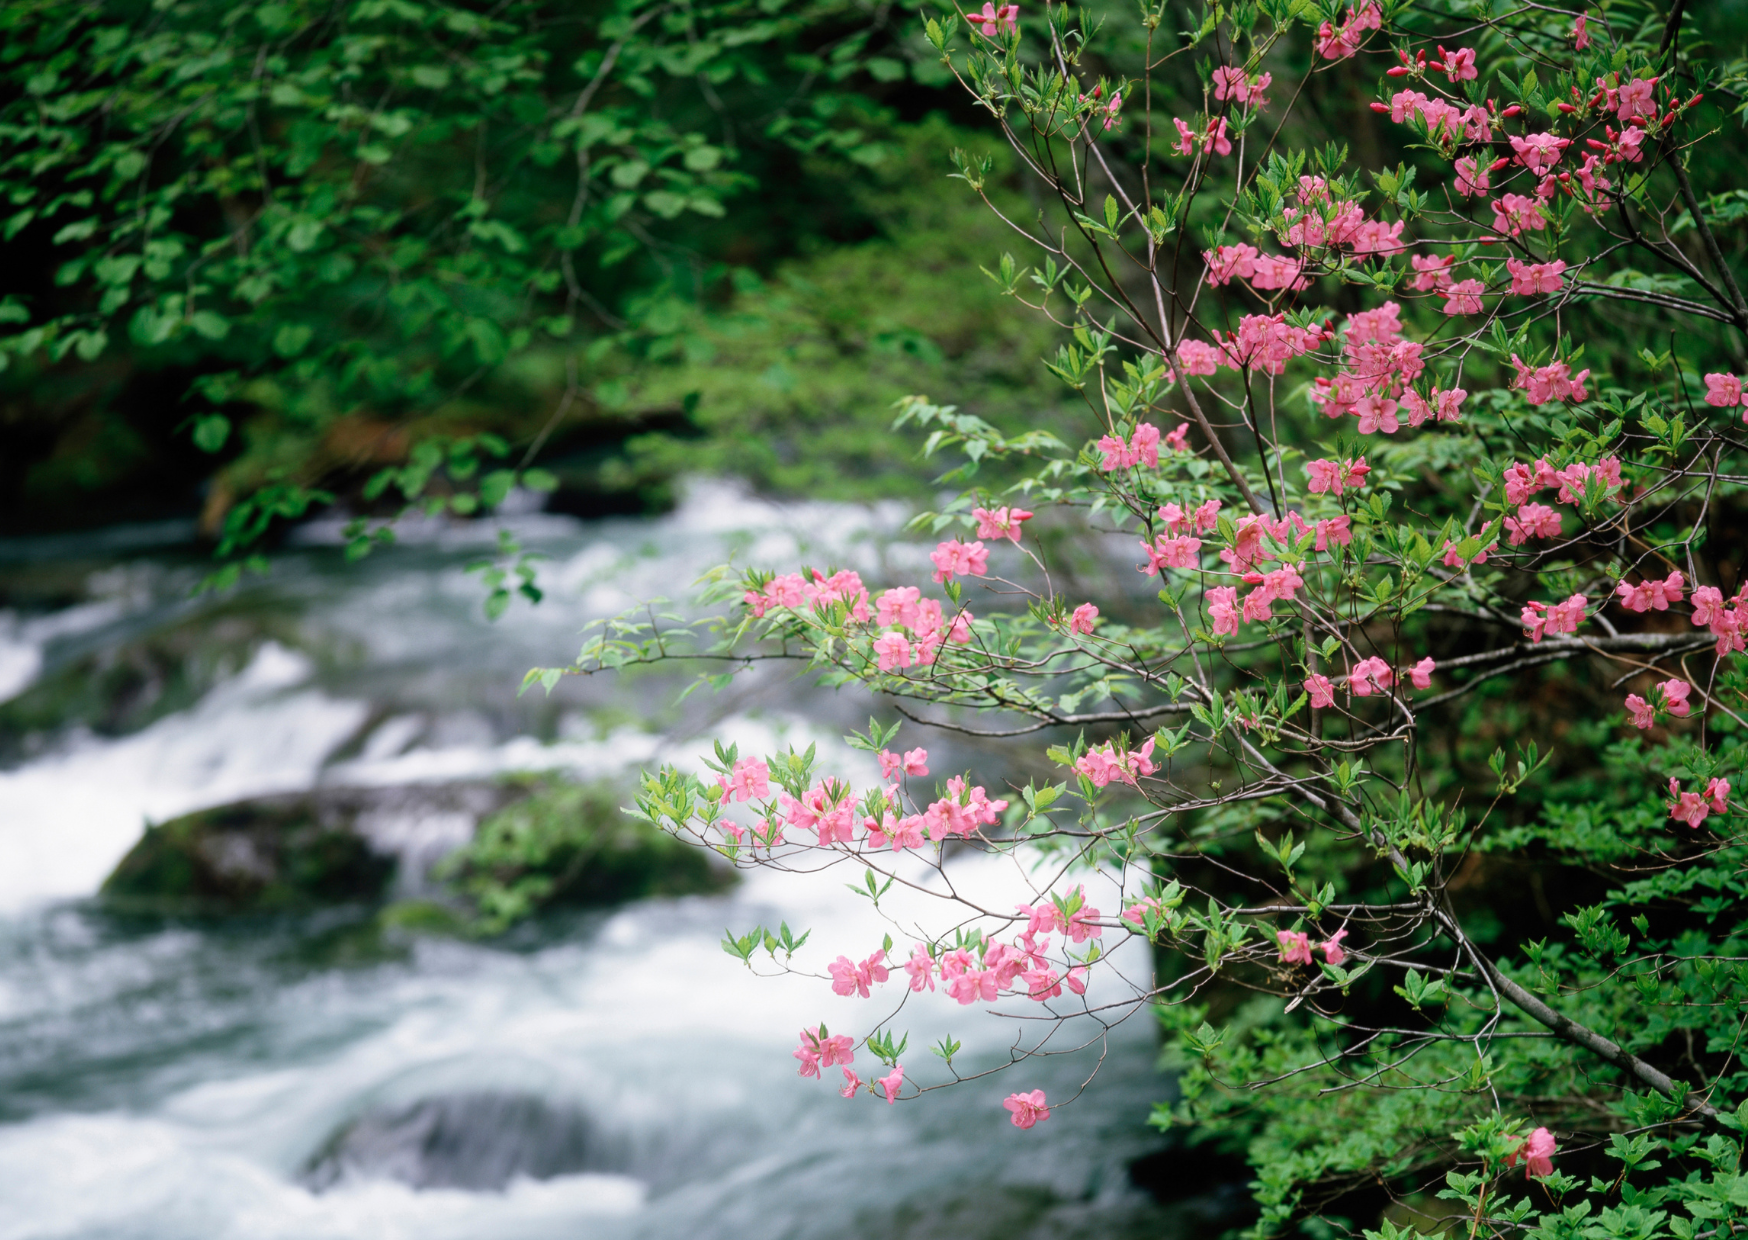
[
  {"xmin": 1442, "ymin": 279, "xmax": 1484, "ymax": 315},
  {"xmin": 1441, "ymin": 46, "xmax": 1477, "ymax": 81},
  {"xmin": 1408, "ymin": 657, "xmax": 1435, "ymax": 690},
  {"xmin": 1574, "ymin": 14, "xmax": 1590, "ymax": 49},
  {"xmin": 829, "ymin": 950, "xmax": 891, "ymax": 998},
  {"xmin": 1306, "ymin": 456, "xmax": 1371, "ymax": 496},
  {"xmin": 1141, "ymin": 534, "xmax": 1203, "ymax": 575},
  {"xmin": 1668, "ymin": 779, "xmax": 1712, "ymax": 828},
  {"xmin": 1492, "ymin": 194, "xmax": 1548, "ymax": 237},
  {"xmin": 1177, "ymin": 340, "xmax": 1223, "ymax": 375},
  {"xmin": 1510, "ymin": 132, "xmax": 1571, "ymax": 175},
  {"xmin": 965, "ymin": 1, "xmax": 1018, "ymax": 35},
  {"xmin": 1277, "ymin": 929, "xmax": 1313, "ymax": 965},
  {"xmin": 1706, "ymin": 778, "xmax": 1731, "ymax": 813},
  {"xmin": 1410, "ymin": 254, "xmax": 1456, "ymax": 291},
  {"xmin": 1350, "ymin": 656, "xmax": 1393, "ymax": 697},
  {"xmin": 931, "ymin": 539, "xmax": 990, "ymax": 583},
  {"xmin": 1206, "ymin": 585, "xmax": 1241, "ymax": 637},
  {"xmin": 839, "ymin": 1067, "xmax": 862, "ymax": 1098},
  {"xmin": 1163, "ymin": 422, "xmax": 1191, "ymax": 453},
  {"xmin": 876, "ymin": 1062, "xmax": 904, "ymax": 1104},
  {"xmin": 1305, "ymin": 673, "xmax": 1337, "ymax": 708},
  {"xmin": 1521, "ymin": 594, "xmax": 1587, "ymax": 643},
  {"xmin": 1616, "ymin": 76, "xmax": 1657, "ymax": 122},
  {"xmin": 1615, "ymin": 571, "xmax": 1685, "ymax": 613},
  {"xmin": 1069, "ymin": 603, "xmax": 1099, "ymax": 635},
  {"xmin": 1321, "ymin": 928, "xmax": 1349, "ymax": 966},
  {"xmin": 1504, "ymin": 502, "xmax": 1563, "ymax": 545},
  {"xmin": 973, "ymin": 506, "xmax": 1033, "ymax": 542},
  {"xmin": 1173, "ymin": 116, "xmax": 1198, "ymax": 156},
  {"xmin": 1508, "ymin": 1127, "xmax": 1557, "ymax": 1178},
  {"xmin": 719, "ymin": 757, "xmax": 771, "ymax": 803},
  {"xmin": 1004, "ymin": 1089, "xmax": 1050, "ymax": 1128},
  {"xmin": 1454, "ymin": 156, "xmax": 1490, "ymax": 197},
  {"xmin": 1507, "ymin": 258, "xmax": 1567, "ymax": 295},
  {"xmin": 1704, "ymin": 373, "xmax": 1745, "ymax": 407},
  {"xmin": 1624, "ymin": 693, "xmax": 1656, "ymax": 729},
  {"xmin": 874, "ymin": 632, "xmax": 913, "ymax": 672},
  {"xmin": 1660, "ymin": 678, "xmax": 1692, "ymax": 718}
]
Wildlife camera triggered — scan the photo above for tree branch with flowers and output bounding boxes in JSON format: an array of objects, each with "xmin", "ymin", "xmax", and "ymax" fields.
[{"xmin": 531, "ymin": 2, "xmax": 1748, "ymax": 1237}]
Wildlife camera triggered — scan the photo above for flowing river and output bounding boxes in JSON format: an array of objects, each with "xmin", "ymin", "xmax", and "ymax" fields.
[{"xmin": 0, "ymin": 484, "xmax": 1225, "ymax": 1239}]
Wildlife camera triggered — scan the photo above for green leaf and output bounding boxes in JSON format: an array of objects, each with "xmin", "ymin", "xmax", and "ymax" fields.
[{"xmin": 192, "ymin": 414, "xmax": 231, "ymax": 453}]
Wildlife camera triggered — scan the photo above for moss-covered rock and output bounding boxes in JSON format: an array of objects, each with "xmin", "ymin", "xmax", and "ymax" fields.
[
  {"xmin": 99, "ymin": 777, "xmax": 732, "ymax": 925},
  {"xmin": 102, "ymin": 794, "xmax": 398, "ymax": 913},
  {"xmin": 436, "ymin": 778, "xmax": 733, "ymax": 933}
]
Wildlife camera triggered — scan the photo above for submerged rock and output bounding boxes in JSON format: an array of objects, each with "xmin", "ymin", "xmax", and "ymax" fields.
[{"xmin": 301, "ymin": 1091, "xmax": 595, "ymax": 1192}]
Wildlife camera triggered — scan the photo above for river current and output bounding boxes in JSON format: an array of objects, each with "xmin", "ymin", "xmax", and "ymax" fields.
[{"xmin": 0, "ymin": 483, "xmax": 1207, "ymax": 1239}]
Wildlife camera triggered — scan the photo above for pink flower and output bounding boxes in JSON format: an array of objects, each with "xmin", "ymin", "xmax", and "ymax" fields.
[
  {"xmin": 1177, "ymin": 340, "xmax": 1222, "ymax": 375},
  {"xmin": 1305, "ymin": 673, "xmax": 1336, "ymax": 708},
  {"xmin": 1522, "ymin": 593, "xmax": 1587, "ymax": 642},
  {"xmin": 1617, "ymin": 76, "xmax": 1657, "ymax": 122},
  {"xmin": 1211, "ymin": 66, "xmax": 1247, "ymax": 101},
  {"xmin": 1574, "ymin": 14, "xmax": 1590, "ymax": 48},
  {"xmin": 875, "ymin": 1062, "xmax": 904, "ymax": 1104},
  {"xmin": 972, "ymin": 506, "xmax": 1033, "ymax": 543},
  {"xmin": 1704, "ymin": 373, "xmax": 1745, "ymax": 407},
  {"xmin": 1173, "ymin": 116, "xmax": 1198, "ymax": 156},
  {"xmin": 1454, "ymin": 156, "xmax": 1490, "ymax": 197},
  {"xmin": 1141, "ymin": 534, "xmax": 1203, "ymax": 575},
  {"xmin": 1441, "ymin": 47, "xmax": 1477, "ymax": 81},
  {"xmin": 1507, "ymin": 258, "xmax": 1567, "ymax": 295},
  {"xmin": 1320, "ymin": 928, "xmax": 1349, "ymax": 966},
  {"xmin": 1625, "ymin": 694, "xmax": 1656, "ymax": 729},
  {"xmin": 874, "ymin": 632, "xmax": 913, "ymax": 672},
  {"xmin": 1508, "ymin": 1127, "xmax": 1557, "ymax": 1178},
  {"xmin": 931, "ymin": 539, "xmax": 989, "ymax": 583},
  {"xmin": 1509, "ymin": 132, "xmax": 1571, "ymax": 175},
  {"xmin": 1068, "ymin": 603, "xmax": 1099, "ymax": 635},
  {"xmin": 1163, "ymin": 423, "xmax": 1190, "ymax": 453},
  {"xmin": 1206, "ymin": 585, "xmax": 1241, "ymax": 637},
  {"xmin": 1408, "ymin": 657, "xmax": 1435, "ymax": 690},
  {"xmin": 719, "ymin": 757, "xmax": 771, "ymax": 803},
  {"xmin": 839, "ymin": 1067, "xmax": 862, "ymax": 1098},
  {"xmin": 1315, "ymin": 516, "xmax": 1353, "ymax": 550},
  {"xmin": 1003, "ymin": 1089, "xmax": 1050, "ymax": 1129},
  {"xmin": 965, "ymin": 1, "xmax": 1018, "ymax": 35},
  {"xmin": 1615, "ymin": 571, "xmax": 1685, "ymax": 613},
  {"xmin": 1067, "ymin": 897, "xmax": 1105, "ymax": 943},
  {"xmin": 1442, "ymin": 279, "xmax": 1484, "ymax": 315},
  {"xmin": 1410, "ymin": 254, "xmax": 1455, "ymax": 291},
  {"xmin": 1130, "ymin": 422, "xmax": 1161, "ymax": 467},
  {"xmin": 1277, "ymin": 929, "xmax": 1313, "ymax": 965},
  {"xmin": 1305, "ymin": 456, "xmax": 1371, "ymax": 496},
  {"xmin": 1248, "ymin": 253, "xmax": 1306, "ymax": 290},
  {"xmin": 1504, "ymin": 502, "xmax": 1563, "ymax": 545},
  {"xmin": 794, "ymin": 1027, "xmax": 855, "ymax": 1077},
  {"xmin": 1706, "ymin": 778, "xmax": 1731, "ymax": 813},
  {"xmin": 829, "ymin": 950, "xmax": 891, "ymax": 998},
  {"xmin": 1205, "ymin": 116, "xmax": 1232, "ymax": 157},
  {"xmin": 1660, "ymin": 679, "xmax": 1692, "ymax": 718},
  {"xmin": 1668, "ymin": 778, "xmax": 1712, "ymax": 828},
  {"xmin": 1492, "ymin": 194, "xmax": 1547, "ymax": 236},
  {"xmin": 1350, "ymin": 656, "xmax": 1393, "ymax": 697}
]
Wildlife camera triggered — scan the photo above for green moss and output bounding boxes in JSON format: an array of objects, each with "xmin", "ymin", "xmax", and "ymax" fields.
[
  {"xmin": 437, "ymin": 778, "xmax": 732, "ymax": 934},
  {"xmin": 101, "ymin": 799, "xmax": 394, "ymax": 914}
]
